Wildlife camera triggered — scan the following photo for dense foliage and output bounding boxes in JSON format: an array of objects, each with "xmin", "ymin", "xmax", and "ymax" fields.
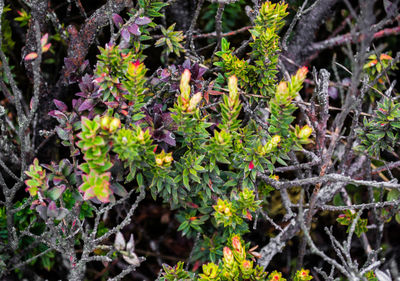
[{"xmin": 0, "ymin": 0, "xmax": 400, "ymax": 280}]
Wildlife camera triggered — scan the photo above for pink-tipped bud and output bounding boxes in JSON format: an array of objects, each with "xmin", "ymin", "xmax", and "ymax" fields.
[
  {"xmin": 223, "ymin": 247, "xmax": 234, "ymax": 265},
  {"xmin": 249, "ymin": 161, "xmax": 254, "ymax": 170},
  {"xmin": 242, "ymin": 260, "xmax": 252, "ymax": 270},
  {"xmin": 187, "ymin": 92, "xmax": 202, "ymax": 112},
  {"xmin": 296, "ymin": 66, "xmax": 308, "ymax": 81},
  {"xmin": 127, "ymin": 60, "xmax": 141, "ymax": 76},
  {"xmin": 232, "ymin": 235, "xmax": 242, "ymax": 252},
  {"xmin": 276, "ymin": 81, "xmax": 288, "ymax": 96},
  {"xmin": 180, "ymin": 69, "xmax": 191, "ymax": 100},
  {"xmin": 246, "ymin": 210, "xmax": 252, "ymax": 221}
]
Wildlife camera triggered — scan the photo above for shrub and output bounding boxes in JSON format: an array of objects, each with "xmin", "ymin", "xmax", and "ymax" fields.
[{"xmin": 0, "ymin": 0, "xmax": 400, "ymax": 280}]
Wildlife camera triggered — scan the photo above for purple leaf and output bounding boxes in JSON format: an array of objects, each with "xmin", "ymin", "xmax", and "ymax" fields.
[
  {"xmin": 79, "ymin": 74, "xmax": 95, "ymax": 93},
  {"xmin": 72, "ymin": 99, "xmax": 78, "ymax": 109},
  {"xmin": 127, "ymin": 23, "xmax": 140, "ymax": 36},
  {"xmin": 63, "ymin": 57, "xmax": 74, "ymax": 70},
  {"xmin": 53, "ymin": 99, "xmax": 68, "ymax": 112},
  {"xmin": 48, "ymin": 110, "xmax": 67, "ymax": 123},
  {"xmin": 182, "ymin": 59, "xmax": 191, "ymax": 70},
  {"xmin": 121, "ymin": 29, "xmax": 131, "ymax": 41},
  {"xmin": 328, "ymin": 86, "xmax": 338, "ymax": 100},
  {"xmin": 162, "ymin": 131, "xmax": 176, "ymax": 146},
  {"xmin": 79, "ymin": 60, "xmax": 89, "ymax": 73},
  {"xmin": 36, "ymin": 205, "xmax": 48, "ymax": 220},
  {"xmin": 198, "ymin": 67, "xmax": 207, "ymax": 79},
  {"xmin": 47, "ymin": 201, "xmax": 57, "ymax": 217},
  {"xmin": 159, "ymin": 68, "xmax": 170, "ymax": 80},
  {"xmin": 119, "ymin": 39, "xmax": 129, "ymax": 49},
  {"xmin": 112, "ymin": 13, "xmax": 124, "ymax": 28},
  {"xmin": 135, "ymin": 16, "xmax": 151, "ymax": 26},
  {"xmin": 383, "ymin": 0, "xmax": 396, "ymax": 17},
  {"xmin": 78, "ymin": 99, "xmax": 95, "ymax": 112}
]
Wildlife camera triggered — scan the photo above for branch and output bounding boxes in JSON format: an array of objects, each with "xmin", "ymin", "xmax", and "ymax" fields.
[
  {"xmin": 57, "ymin": 0, "xmax": 133, "ymax": 86},
  {"xmin": 309, "ymin": 26, "xmax": 400, "ymax": 52}
]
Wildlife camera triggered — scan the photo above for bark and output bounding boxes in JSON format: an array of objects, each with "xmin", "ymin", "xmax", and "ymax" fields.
[{"xmin": 283, "ymin": 0, "xmax": 339, "ymax": 72}]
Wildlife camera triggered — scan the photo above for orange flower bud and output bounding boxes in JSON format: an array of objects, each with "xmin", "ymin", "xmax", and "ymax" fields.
[
  {"xmin": 296, "ymin": 66, "xmax": 308, "ymax": 81},
  {"xmin": 380, "ymin": 54, "xmax": 392, "ymax": 60},
  {"xmin": 242, "ymin": 260, "xmax": 251, "ymax": 269}
]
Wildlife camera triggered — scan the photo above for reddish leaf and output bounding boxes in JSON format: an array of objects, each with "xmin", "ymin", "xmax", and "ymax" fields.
[
  {"xmin": 104, "ymin": 101, "xmax": 119, "ymax": 108},
  {"xmin": 42, "ymin": 43, "xmax": 51, "ymax": 52},
  {"xmin": 25, "ymin": 52, "xmax": 38, "ymax": 61},
  {"xmin": 40, "ymin": 33, "xmax": 49, "ymax": 47}
]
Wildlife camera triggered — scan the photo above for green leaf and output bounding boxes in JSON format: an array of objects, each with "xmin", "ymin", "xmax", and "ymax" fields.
[
  {"xmin": 183, "ymin": 170, "xmax": 190, "ymax": 190},
  {"xmin": 136, "ymin": 172, "xmax": 144, "ymax": 187}
]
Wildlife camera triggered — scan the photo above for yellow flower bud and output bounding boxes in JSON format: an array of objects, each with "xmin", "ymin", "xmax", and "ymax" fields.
[
  {"xmin": 187, "ymin": 92, "xmax": 202, "ymax": 112},
  {"xmin": 180, "ymin": 69, "xmax": 191, "ymax": 100},
  {"xmin": 109, "ymin": 118, "xmax": 121, "ymax": 132},
  {"xmin": 164, "ymin": 154, "xmax": 173, "ymax": 163},
  {"xmin": 100, "ymin": 116, "xmax": 111, "ymax": 131},
  {"xmin": 137, "ymin": 129, "xmax": 145, "ymax": 142},
  {"xmin": 298, "ymin": 125, "xmax": 312, "ymax": 139},
  {"xmin": 271, "ymin": 135, "xmax": 281, "ymax": 145},
  {"xmin": 228, "ymin": 75, "xmax": 238, "ymax": 105},
  {"xmin": 155, "ymin": 158, "xmax": 163, "ymax": 166},
  {"xmin": 276, "ymin": 81, "xmax": 288, "ymax": 96}
]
